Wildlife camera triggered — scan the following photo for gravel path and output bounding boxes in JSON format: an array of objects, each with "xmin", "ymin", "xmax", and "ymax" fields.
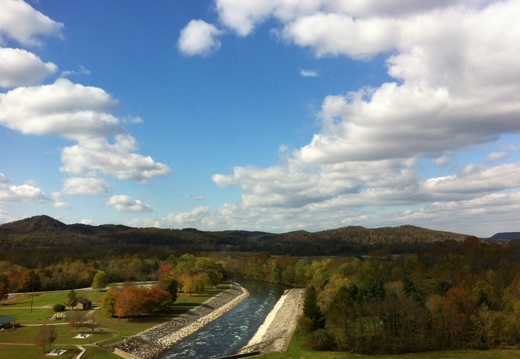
[
  {"xmin": 104, "ymin": 283, "xmax": 248, "ymax": 359},
  {"xmin": 238, "ymin": 288, "xmax": 304, "ymax": 354}
]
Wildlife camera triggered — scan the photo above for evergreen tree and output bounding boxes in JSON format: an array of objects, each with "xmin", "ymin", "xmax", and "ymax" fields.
[
  {"xmin": 164, "ymin": 278, "xmax": 178, "ymax": 302},
  {"xmin": 403, "ymin": 277, "xmax": 423, "ymax": 303},
  {"xmin": 303, "ymin": 285, "xmax": 325, "ymax": 331},
  {"xmin": 357, "ymin": 277, "xmax": 385, "ymax": 303}
]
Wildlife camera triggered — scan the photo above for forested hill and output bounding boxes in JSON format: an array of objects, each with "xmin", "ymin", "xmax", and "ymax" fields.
[
  {"xmin": 487, "ymin": 232, "xmax": 520, "ymax": 240},
  {"xmin": 0, "ymin": 215, "xmax": 470, "ymax": 258}
]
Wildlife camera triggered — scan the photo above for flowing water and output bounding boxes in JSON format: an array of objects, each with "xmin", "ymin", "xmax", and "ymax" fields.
[{"xmin": 157, "ymin": 281, "xmax": 283, "ymax": 359}]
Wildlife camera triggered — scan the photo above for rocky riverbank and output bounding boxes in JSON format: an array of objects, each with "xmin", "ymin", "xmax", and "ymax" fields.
[
  {"xmin": 238, "ymin": 288, "xmax": 304, "ymax": 354},
  {"xmin": 104, "ymin": 283, "xmax": 248, "ymax": 359}
]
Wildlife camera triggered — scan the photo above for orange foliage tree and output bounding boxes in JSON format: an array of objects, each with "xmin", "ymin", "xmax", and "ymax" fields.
[
  {"xmin": 115, "ymin": 284, "xmax": 150, "ymax": 318},
  {"xmin": 442, "ymin": 286, "xmax": 473, "ymax": 347}
]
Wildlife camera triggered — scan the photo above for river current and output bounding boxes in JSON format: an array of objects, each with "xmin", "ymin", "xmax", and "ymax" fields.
[{"xmin": 157, "ymin": 281, "xmax": 283, "ymax": 359}]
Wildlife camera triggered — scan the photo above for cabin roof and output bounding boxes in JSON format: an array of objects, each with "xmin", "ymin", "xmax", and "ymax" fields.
[{"xmin": 0, "ymin": 316, "xmax": 17, "ymax": 325}]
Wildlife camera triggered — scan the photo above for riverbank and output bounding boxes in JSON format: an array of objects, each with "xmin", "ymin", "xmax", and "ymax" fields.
[
  {"xmin": 104, "ymin": 283, "xmax": 248, "ymax": 359},
  {"xmin": 238, "ymin": 288, "xmax": 304, "ymax": 355}
]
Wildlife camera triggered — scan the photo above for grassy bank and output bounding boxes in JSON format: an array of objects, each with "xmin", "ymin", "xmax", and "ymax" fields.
[{"xmin": 262, "ymin": 333, "xmax": 520, "ymax": 359}]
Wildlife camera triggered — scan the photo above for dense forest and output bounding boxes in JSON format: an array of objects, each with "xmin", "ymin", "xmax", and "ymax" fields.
[
  {"xmin": 2, "ymin": 215, "xmax": 520, "ymax": 354},
  {"xmin": 223, "ymin": 239, "xmax": 520, "ymax": 353}
]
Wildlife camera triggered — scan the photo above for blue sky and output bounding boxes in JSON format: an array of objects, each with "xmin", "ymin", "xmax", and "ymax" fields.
[{"xmin": 1, "ymin": 0, "xmax": 520, "ymax": 237}]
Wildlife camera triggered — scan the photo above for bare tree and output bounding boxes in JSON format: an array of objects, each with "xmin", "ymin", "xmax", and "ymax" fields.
[{"xmin": 35, "ymin": 324, "xmax": 58, "ymax": 353}]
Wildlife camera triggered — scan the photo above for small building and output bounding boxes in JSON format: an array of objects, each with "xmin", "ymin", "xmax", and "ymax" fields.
[
  {"xmin": 74, "ymin": 298, "xmax": 92, "ymax": 310},
  {"xmin": 0, "ymin": 315, "xmax": 17, "ymax": 329}
]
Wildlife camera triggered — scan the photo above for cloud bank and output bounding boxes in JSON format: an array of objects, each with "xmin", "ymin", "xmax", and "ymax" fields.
[{"xmin": 163, "ymin": 0, "xmax": 520, "ymax": 235}]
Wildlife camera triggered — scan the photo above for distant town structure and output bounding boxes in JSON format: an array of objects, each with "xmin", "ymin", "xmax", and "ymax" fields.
[
  {"xmin": 75, "ymin": 298, "xmax": 92, "ymax": 310},
  {"xmin": 0, "ymin": 315, "xmax": 17, "ymax": 329}
]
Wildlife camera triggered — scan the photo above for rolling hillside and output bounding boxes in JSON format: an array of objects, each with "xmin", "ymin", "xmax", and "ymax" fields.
[{"xmin": 0, "ymin": 215, "xmax": 471, "ymax": 259}]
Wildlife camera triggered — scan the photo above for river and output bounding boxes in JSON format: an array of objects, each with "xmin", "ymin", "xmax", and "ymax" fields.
[{"xmin": 157, "ymin": 281, "xmax": 283, "ymax": 359}]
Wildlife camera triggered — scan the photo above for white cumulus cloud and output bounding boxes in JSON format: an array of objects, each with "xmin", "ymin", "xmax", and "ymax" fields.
[
  {"xmin": 61, "ymin": 135, "xmax": 171, "ymax": 183},
  {"xmin": 0, "ymin": 173, "xmax": 48, "ymax": 203},
  {"xmin": 106, "ymin": 195, "xmax": 153, "ymax": 213},
  {"xmin": 62, "ymin": 177, "xmax": 110, "ymax": 196},
  {"xmin": 0, "ymin": 78, "xmax": 120, "ymax": 139},
  {"xmin": 0, "ymin": 0, "xmax": 63, "ymax": 46},
  {"xmin": 0, "ymin": 48, "xmax": 57, "ymax": 87},
  {"xmin": 0, "ymin": 78, "xmax": 171, "ymax": 183},
  {"xmin": 178, "ymin": 20, "xmax": 222, "ymax": 57}
]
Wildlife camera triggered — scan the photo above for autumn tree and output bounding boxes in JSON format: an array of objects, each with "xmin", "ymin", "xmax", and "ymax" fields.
[
  {"xmin": 470, "ymin": 305, "xmax": 502, "ymax": 349},
  {"xmin": 326, "ymin": 284, "xmax": 358, "ymax": 350},
  {"xmin": 35, "ymin": 324, "xmax": 57, "ymax": 353},
  {"xmin": 91, "ymin": 270, "xmax": 109, "ymax": 291},
  {"xmin": 157, "ymin": 264, "xmax": 178, "ymax": 302},
  {"xmin": 378, "ymin": 281, "xmax": 430, "ymax": 353},
  {"xmin": 182, "ymin": 274, "xmax": 206, "ymax": 295},
  {"xmin": 101, "ymin": 287, "xmax": 119, "ymax": 316},
  {"xmin": 65, "ymin": 289, "xmax": 78, "ymax": 310},
  {"xmin": 245, "ymin": 252, "xmax": 271, "ymax": 281},
  {"xmin": 20, "ymin": 269, "xmax": 40, "ymax": 312},
  {"xmin": 7, "ymin": 266, "xmax": 22, "ymax": 292},
  {"xmin": 148, "ymin": 287, "xmax": 173, "ymax": 313},
  {"xmin": 20, "ymin": 269, "xmax": 40, "ymax": 293},
  {"xmin": 69, "ymin": 310, "xmax": 85, "ymax": 333},
  {"xmin": 115, "ymin": 284, "xmax": 150, "ymax": 318},
  {"xmin": 157, "ymin": 276, "xmax": 178, "ymax": 302},
  {"xmin": 270, "ymin": 259, "xmax": 283, "ymax": 285},
  {"xmin": 0, "ymin": 275, "xmax": 8, "ymax": 300},
  {"xmin": 442, "ymin": 286, "xmax": 473, "ymax": 347}
]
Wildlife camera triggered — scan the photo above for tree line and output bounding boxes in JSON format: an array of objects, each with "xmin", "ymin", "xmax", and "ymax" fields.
[
  {"xmin": 5, "ymin": 236, "xmax": 520, "ymax": 354},
  {"xmin": 0, "ymin": 254, "xmax": 161, "ymax": 296},
  {"xmin": 219, "ymin": 238, "xmax": 520, "ymax": 353},
  {"xmin": 98, "ymin": 254, "xmax": 226, "ymax": 319}
]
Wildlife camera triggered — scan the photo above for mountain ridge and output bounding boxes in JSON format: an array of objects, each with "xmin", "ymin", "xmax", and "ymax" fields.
[
  {"xmin": 0, "ymin": 214, "xmax": 473, "ymax": 257},
  {"xmin": 487, "ymin": 232, "xmax": 520, "ymax": 241}
]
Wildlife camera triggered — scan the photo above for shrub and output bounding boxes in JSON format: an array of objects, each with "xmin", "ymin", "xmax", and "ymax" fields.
[
  {"xmin": 306, "ymin": 329, "xmax": 336, "ymax": 351},
  {"xmin": 53, "ymin": 303, "xmax": 65, "ymax": 312}
]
